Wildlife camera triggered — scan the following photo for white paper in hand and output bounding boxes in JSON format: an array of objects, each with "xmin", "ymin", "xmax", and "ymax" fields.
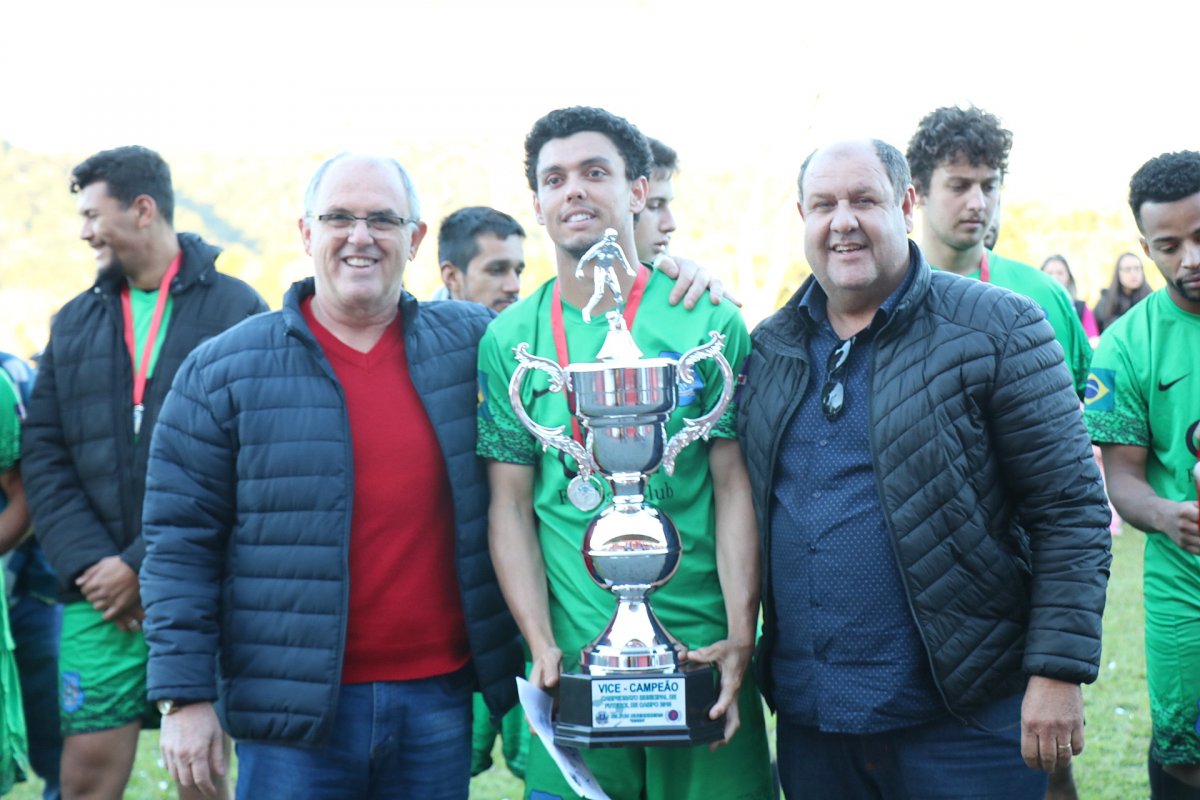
[{"xmin": 516, "ymin": 677, "xmax": 612, "ymax": 800}]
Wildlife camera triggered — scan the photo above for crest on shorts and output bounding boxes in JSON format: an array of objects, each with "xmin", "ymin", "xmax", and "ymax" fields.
[{"xmin": 61, "ymin": 671, "xmax": 84, "ymax": 713}]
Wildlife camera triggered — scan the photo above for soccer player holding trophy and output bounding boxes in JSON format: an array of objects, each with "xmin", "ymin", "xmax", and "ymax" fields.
[{"xmin": 478, "ymin": 107, "xmax": 772, "ymax": 799}]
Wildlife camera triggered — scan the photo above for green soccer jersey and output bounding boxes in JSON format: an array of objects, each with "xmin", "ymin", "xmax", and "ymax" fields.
[
  {"xmin": 0, "ymin": 371, "xmax": 19, "ymax": 472},
  {"xmin": 955, "ymin": 251, "xmax": 1093, "ymax": 397},
  {"xmin": 477, "ymin": 269, "xmax": 750, "ymax": 669},
  {"xmin": 1085, "ymin": 288, "xmax": 1200, "ymax": 763},
  {"xmin": 1085, "ymin": 289, "xmax": 1200, "ymax": 609},
  {"xmin": 127, "ymin": 281, "xmax": 174, "ymax": 377},
  {"xmin": 0, "ymin": 370, "xmax": 28, "ymax": 793}
]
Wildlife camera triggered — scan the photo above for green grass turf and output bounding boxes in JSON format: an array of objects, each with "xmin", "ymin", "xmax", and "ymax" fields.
[{"xmin": 8, "ymin": 529, "xmax": 1148, "ymax": 798}]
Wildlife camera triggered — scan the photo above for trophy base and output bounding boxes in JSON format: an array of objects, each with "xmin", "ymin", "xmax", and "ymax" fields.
[{"xmin": 553, "ymin": 664, "xmax": 724, "ymax": 749}]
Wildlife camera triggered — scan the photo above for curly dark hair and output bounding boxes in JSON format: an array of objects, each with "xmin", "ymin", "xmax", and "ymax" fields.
[
  {"xmin": 905, "ymin": 106, "xmax": 1012, "ymax": 195},
  {"xmin": 524, "ymin": 106, "xmax": 652, "ymax": 191},
  {"xmin": 70, "ymin": 145, "xmax": 175, "ymax": 225},
  {"xmin": 1128, "ymin": 150, "xmax": 1200, "ymax": 232}
]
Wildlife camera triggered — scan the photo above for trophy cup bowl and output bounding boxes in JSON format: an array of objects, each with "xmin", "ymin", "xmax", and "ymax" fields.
[{"xmin": 566, "ymin": 359, "xmax": 674, "ymax": 477}]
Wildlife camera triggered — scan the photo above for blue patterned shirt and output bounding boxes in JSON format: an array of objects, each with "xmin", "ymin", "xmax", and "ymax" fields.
[{"xmin": 769, "ymin": 261, "xmax": 945, "ymax": 733}]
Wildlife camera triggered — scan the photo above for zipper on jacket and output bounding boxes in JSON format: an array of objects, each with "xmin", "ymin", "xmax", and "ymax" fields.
[
  {"xmin": 95, "ymin": 285, "xmax": 139, "ymax": 550},
  {"xmin": 757, "ymin": 334, "xmax": 811, "ymax": 708},
  {"xmin": 286, "ymin": 321, "xmax": 354, "ymax": 743}
]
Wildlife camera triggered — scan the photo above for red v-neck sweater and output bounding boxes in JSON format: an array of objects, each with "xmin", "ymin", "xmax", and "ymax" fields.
[{"xmin": 303, "ymin": 299, "xmax": 469, "ymax": 684}]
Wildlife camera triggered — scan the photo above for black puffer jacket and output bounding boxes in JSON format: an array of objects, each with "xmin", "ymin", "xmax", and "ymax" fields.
[
  {"xmin": 22, "ymin": 234, "xmax": 267, "ymax": 601},
  {"xmin": 738, "ymin": 246, "xmax": 1111, "ymax": 715},
  {"xmin": 140, "ymin": 280, "xmax": 523, "ymax": 743}
]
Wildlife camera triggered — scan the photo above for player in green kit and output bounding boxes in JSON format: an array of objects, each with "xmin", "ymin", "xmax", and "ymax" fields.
[
  {"xmin": 0, "ymin": 369, "xmax": 30, "ymax": 794},
  {"xmin": 479, "ymin": 107, "xmax": 772, "ymax": 800},
  {"xmin": 1085, "ymin": 150, "xmax": 1200, "ymax": 799},
  {"xmin": 906, "ymin": 106, "xmax": 1092, "ymax": 397}
]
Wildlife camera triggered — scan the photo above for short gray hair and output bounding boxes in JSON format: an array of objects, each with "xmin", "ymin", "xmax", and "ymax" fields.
[
  {"xmin": 303, "ymin": 153, "xmax": 422, "ymax": 221},
  {"xmin": 797, "ymin": 139, "xmax": 911, "ymax": 205}
]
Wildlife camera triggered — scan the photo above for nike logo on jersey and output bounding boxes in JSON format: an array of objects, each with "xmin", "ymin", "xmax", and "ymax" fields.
[{"xmin": 1158, "ymin": 374, "xmax": 1189, "ymax": 391}]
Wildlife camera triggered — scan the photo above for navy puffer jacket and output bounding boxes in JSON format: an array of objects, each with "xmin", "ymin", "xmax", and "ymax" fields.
[
  {"xmin": 23, "ymin": 233, "xmax": 266, "ymax": 600},
  {"xmin": 738, "ymin": 246, "xmax": 1111, "ymax": 716},
  {"xmin": 141, "ymin": 279, "xmax": 522, "ymax": 744}
]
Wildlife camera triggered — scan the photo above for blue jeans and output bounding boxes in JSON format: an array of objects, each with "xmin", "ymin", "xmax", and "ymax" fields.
[
  {"xmin": 235, "ymin": 668, "xmax": 473, "ymax": 800},
  {"xmin": 776, "ymin": 693, "xmax": 1049, "ymax": 799},
  {"xmin": 9, "ymin": 597, "xmax": 62, "ymax": 800}
]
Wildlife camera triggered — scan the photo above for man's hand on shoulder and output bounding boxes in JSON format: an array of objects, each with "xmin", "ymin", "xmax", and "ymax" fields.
[
  {"xmin": 656, "ymin": 255, "xmax": 742, "ymax": 309},
  {"xmin": 686, "ymin": 637, "xmax": 752, "ymax": 749},
  {"xmin": 77, "ymin": 555, "xmax": 142, "ymax": 625},
  {"xmin": 161, "ymin": 702, "xmax": 226, "ymax": 797},
  {"xmin": 1020, "ymin": 675, "xmax": 1084, "ymax": 774}
]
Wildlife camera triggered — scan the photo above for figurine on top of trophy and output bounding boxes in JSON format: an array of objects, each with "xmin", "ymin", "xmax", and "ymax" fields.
[{"xmin": 578, "ymin": 227, "xmax": 638, "ymax": 324}]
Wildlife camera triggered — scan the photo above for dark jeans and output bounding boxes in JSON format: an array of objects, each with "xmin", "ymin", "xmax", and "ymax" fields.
[
  {"xmin": 9, "ymin": 597, "xmax": 62, "ymax": 800},
  {"xmin": 235, "ymin": 669, "xmax": 473, "ymax": 800},
  {"xmin": 776, "ymin": 693, "xmax": 1048, "ymax": 799}
]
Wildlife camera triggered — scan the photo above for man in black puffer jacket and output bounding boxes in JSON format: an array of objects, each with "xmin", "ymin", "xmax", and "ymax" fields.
[
  {"xmin": 139, "ymin": 154, "xmax": 525, "ymax": 800},
  {"xmin": 737, "ymin": 139, "xmax": 1111, "ymax": 799},
  {"xmin": 21, "ymin": 145, "xmax": 267, "ymax": 800}
]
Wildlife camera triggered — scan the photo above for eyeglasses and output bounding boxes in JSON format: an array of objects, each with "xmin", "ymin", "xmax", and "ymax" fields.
[
  {"xmin": 821, "ymin": 336, "xmax": 855, "ymax": 421},
  {"xmin": 309, "ymin": 211, "xmax": 417, "ymax": 234}
]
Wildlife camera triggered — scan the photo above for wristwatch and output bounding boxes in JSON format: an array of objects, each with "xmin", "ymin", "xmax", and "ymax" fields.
[{"xmin": 156, "ymin": 699, "xmax": 194, "ymax": 716}]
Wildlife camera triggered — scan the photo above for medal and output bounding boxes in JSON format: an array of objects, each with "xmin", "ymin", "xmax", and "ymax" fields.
[{"xmin": 567, "ymin": 474, "xmax": 603, "ymax": 511}]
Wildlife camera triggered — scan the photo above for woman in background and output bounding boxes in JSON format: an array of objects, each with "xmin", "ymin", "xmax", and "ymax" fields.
[
  {"xmin": 1094, "ymin": 252, "xmax": 1152, "ymax": 332},
  {"xmin": 1041, "ymin": 254, "xmax": 1100, "ymax": 340}
]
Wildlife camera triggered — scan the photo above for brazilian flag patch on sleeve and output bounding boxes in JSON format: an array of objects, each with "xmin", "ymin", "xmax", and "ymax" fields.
[
  {"xmin": 477, "ymin": 370, "xmax": 493, "ymax": 420},
  {"xmin": 1085, "ymin": 369, "xmax": 1116, "ymax": 411}
]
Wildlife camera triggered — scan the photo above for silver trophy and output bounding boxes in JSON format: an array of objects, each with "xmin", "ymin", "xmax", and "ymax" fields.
[{"xmin": 509, "ymin": 231, "xmax": 734, "ymax": 747}]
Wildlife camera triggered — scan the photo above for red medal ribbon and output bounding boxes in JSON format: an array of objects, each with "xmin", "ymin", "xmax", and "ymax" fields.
[
  {"xmin": 121, "ymin": 253, "xmax": 181, "ymax": 436},
  {"xmin": 550, "ymin": 265, "xmax": 649, "ymax": 444},
  {"xmin": 979, "ymin": 252, "xmax": 990, "ymax": 284}
]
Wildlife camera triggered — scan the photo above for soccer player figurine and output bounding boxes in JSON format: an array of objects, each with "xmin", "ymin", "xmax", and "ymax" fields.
[{"xmin": 577, "ymin": 227, "xmax": 637, "ymax": 322}]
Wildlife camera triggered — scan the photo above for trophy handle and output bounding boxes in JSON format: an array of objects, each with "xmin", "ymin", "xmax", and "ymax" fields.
[
  {"xmin": 661, "ymin": 331, "xmax": 734, "ymax": 476},
  {"xmin": 509, "ymin": 343, "xmax": 600, "ymax": 482}
]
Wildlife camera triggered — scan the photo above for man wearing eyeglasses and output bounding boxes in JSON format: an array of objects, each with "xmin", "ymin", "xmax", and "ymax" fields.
[
  {"xmin": 138, "ymin": 153, "xmax": 525, "ymax": 799},
  {"xmin": 737, "ymin": 139, "xmax": 1111, "ymax": 799}
]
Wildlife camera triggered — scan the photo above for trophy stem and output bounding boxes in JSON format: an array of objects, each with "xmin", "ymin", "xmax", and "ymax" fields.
[
  {"xmin": 609, "ymin": 472, "xmax": 647, "ymax": 504},
  {"xmin": 582, "ymin": 598, "xmax": 684, "ymax": 674}
]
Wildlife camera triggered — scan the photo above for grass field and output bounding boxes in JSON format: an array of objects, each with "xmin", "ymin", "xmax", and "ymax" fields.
[{"xmin": 9, "ymin": 529, "xmax": 1149, "ymax": 799}]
